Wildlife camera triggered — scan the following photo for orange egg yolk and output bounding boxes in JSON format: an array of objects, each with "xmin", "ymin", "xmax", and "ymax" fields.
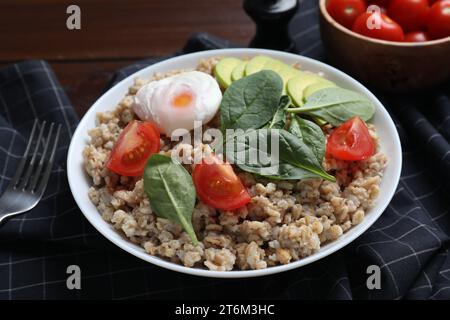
[{"xmin": 172, "ymin": 92, "xmax": 194, "ymax": 108}]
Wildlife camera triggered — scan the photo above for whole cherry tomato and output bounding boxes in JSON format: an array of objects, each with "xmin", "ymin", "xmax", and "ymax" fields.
[
  {"xmin": 326, "ymin": 0, "xmax": 367, "ymax": 29},
  {"xmin": 404, "ymin": 31, "xmax": 431, "ymax": 42},
  {"xmin": 387, "ymin": 0, "xmax": 429, "ymax": 32},
  {"xmin": 352, "ymin": 11, "xmax": 405, "ymax": 41},
  {"xmin": 326, "ymin": 117, "xmax": 376, "ymax": 161},
  {"xmin": 427, "ymin": 0, "xmax": 450, "ymax": 39}
]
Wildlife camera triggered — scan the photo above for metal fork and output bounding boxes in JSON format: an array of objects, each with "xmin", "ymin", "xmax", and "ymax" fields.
[{"xmin": 0, "ymin": 120, "xmax": 62, "ymax": 225}]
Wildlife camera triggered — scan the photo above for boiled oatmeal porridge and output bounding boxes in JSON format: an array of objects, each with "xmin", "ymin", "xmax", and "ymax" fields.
[{"xmin": 83, "ymin": 55, "xmax": 387, "ymax": 271}]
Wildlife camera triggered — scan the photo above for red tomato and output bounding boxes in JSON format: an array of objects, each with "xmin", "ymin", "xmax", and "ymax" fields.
[
  {"xmin": 352, "ymin": 11, "xmax": 405, "ymax": 41},
  {"xmin": 193, "ymin": 154, "xmax": 251, "ymax": 211},
  {"xmin": 427, "ymin": 0, "xmax": 450, "ymax": 39},
  {"xmin": 387, "ymin": 0, "xmax": 429, "ymax": 32},
  {"xmin": 106, "ymin": 120, "xmax": 160, "ymax": 176},
  {"xmin": 326, "ymin": 117, "xmax": 376, "ymax": 161},
  {"xmin": 368, "ymin": 0, "xmax": 390, "ymax": 5},
  {"xmin": 326, "ymin": 0, "xmax": 367, "ymax": 29},
  {"xmin": 404, "ymin": 31, "xmax": 431, "ymax": 41}
]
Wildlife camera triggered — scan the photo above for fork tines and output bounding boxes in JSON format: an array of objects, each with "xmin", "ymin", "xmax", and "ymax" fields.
[{"xmin": 9, "ymin": 120, "xmax": 62, "ymax": 194}]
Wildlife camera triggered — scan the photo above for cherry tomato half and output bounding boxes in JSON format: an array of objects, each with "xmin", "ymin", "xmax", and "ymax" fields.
[
  {"xmin": 352, "ymin": 11, "xmax": 405, "ymax": 41},
  {"xmin": 427, "ymin": 0, "xmax": 450, "ymax": 39},
  {"xmin": 106, "ymin": 120, "xmax": 160, "ymax": 176},
  {"xmin": 387, "ymin": 0, "xmax": 429, "ymax": 32},
  {"xmin": 193, "ymin": 154, "xmax": 251, "ymax": 211},
  {"xmin": 327, "ymin": 0, "xmax": 367, "ymax": 29},
  {"xmin": 326, "ymin": 117, "xmax": 376, "ymax": 161},
  {"xmin": 404, "ymin": 31, "xmax": 431, "ymax": 42}
]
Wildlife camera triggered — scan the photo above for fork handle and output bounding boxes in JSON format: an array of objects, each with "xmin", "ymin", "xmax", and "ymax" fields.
[
  {"xmin": 0, "ymin": 195, "xmax": 25, "ymax": 225},
  {"xmin": 0, "ymin": 212, "xmax": 12, "ymax": 226}
]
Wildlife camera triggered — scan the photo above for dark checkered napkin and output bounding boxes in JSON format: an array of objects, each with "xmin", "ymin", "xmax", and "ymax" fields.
[{"xmin": 0, "ymin": 0, "xmax": 449, "ymax": 300}]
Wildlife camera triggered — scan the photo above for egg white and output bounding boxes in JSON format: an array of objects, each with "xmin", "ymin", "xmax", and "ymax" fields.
[{"xmin": 133, "ymin": 71, "xmax": 222, "ymax": 135}]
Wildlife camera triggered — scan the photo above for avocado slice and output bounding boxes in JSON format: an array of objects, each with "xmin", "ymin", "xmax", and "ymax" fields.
[
  {"xmin": 231, "ymin": 60, "xmax": 247, "ymax": 82},
  {"xmin": 264, "ymin": 59, "xmax": 299, "ymax": 93},
  {"xmin": 246, "ymin": 56, "xmax": 301, "ymax": 93},
  {"xmin": 303, "ymin": 81, "xmax": 337, "ymax": 100},
  {"xmin": 245, "ymin": 55, "xmax": 272, "ymax": 75},
  {"xmin": 263, "ymin": 59, "xmax": 285, "ymax": 73},
  {"xmin": 278, "ymin": 64, "xmax": 301, "ymax": 87},
  {"xmin": 214, "ymin": 57, "xmax": 242, "ymax": 89},
  {"xmin": 287, "ymin": 73, "xmax": 334, "ymax": 107}
]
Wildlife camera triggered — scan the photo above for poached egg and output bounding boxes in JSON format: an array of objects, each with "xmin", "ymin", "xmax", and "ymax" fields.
[{"xmin": 133, "ymin": 71, "xmax": 222, "ymax": 135}]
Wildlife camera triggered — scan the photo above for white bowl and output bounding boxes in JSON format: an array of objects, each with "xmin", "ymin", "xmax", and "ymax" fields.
[{"xmin": 67, "ymin": 48, "xmax": 402, "ymax": 278}]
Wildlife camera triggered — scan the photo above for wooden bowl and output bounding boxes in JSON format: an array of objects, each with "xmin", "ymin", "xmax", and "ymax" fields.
[{"xmin": 319, "ymin": 0, "xmax": 450, "ymax": 93}]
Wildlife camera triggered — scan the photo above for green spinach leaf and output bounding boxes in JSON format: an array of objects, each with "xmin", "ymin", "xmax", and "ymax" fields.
[
  {"xmin": 220, "ymin": 70, "xmax": 283, "ymax": 131},
  {"xmin": 265, "ymin": 95, "xmax": 291, "ymax": 130},
  {"xmin": 143, "ymin": 154, "xmax": 198, "ymax": 245},
  {"xmin": 226, "ymin": 129, "xmax": 335, "ymax": 181},
  {"xmin": 287, "ymin": 87, "xmax": 375, "ymax": 126},
  {"xmin": 288, "ymin": 116, "xmax": 325, "ymax": 164}
]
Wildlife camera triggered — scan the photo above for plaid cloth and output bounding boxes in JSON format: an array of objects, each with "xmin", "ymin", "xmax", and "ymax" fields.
[{"xmin": 1, "ymin": 0, "xmax": 450, "ymax": 300}]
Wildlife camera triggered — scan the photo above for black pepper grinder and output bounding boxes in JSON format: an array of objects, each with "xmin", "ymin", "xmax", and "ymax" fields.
[{"xmin": 244, "ymin": 0, "xmax": 299, "ymax": 52}]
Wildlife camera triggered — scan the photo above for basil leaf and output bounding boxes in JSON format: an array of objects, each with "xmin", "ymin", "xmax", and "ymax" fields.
[
  {"xmin": 143, "ymin": 154, "xmax": 198, "ymax": 245},
  {"xmin": 220, "ymin": 70, "xmax": 283, "ymax": 131},
  {"xmin": 288, "ymin": 87, "xmax": 375, "ymax": 126},
  {"xmin": 265, "ymin": 95, "xmax": 291, "ymax": 129},
  {"xmin": 226, "ymin": 129, "xmax": 335, "ymax": 181},
  {"xmin": 289, "ymin": 116, "xmax": 325, "ymax": 164}
]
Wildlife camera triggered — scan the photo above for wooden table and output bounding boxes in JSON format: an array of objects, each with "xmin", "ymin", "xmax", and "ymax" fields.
[{"xmin": 0, "ymin": 0, "xmax": 254, "ymax": 116}]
